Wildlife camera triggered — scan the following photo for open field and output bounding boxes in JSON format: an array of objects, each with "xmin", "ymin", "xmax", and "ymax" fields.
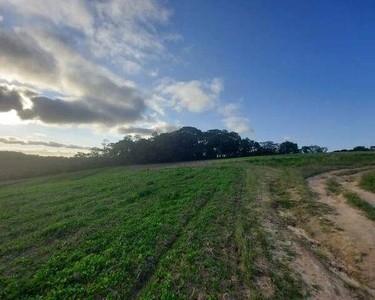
[{"xmin": 1, "ymin": 152, "xmax": 375, "ymax": 299}]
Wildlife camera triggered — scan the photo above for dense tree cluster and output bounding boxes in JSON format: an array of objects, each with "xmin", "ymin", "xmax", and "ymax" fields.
[{"xmin": 76, "ymin": 126, "xmax": 328, "ymax": 164}]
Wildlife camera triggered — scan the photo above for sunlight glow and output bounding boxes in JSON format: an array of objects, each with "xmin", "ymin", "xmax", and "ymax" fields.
[{"xmin": 0, "ymin": 111, "xmax": 24, "ymax": 125}]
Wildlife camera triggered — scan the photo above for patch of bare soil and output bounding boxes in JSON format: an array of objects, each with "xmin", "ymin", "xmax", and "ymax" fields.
[{"xmin": 308, "ymin": 170, "xmax": 375, "ymax": 297}]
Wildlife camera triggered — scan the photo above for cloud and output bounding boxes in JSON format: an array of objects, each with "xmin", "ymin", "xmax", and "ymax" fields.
[
  {"xmin": 0, "ymin": 84, "xmax": 24, "ymax": 112},
  {"xmin": 154, "ymin": 78, "xmax": 223, "ymax": 112},
  {"xmin": 0, "ymin": 29, "xmax": 59, "ymax": 87},
  {"xmin": 91, "ymin": 0, "xmax": 175, "ymax": 63},
  {"xmin": 0, "ymin": 0, "xmax": 94, "ymax": 35},
  {"xmin": 219, "ymin": 102, "xmax": 252, "ymax": 134},
  {"xmin": 0, "ymin": 0, "xmax": 178, "ymax": 71},
  {"xmin": 0, "ymin": 29, "xmax": 146, "ymax": 126},
  {"xmin": 0, "ymin": 0, "xmax": 231, "ymax": 137},
  {"xmin": 149, "ymin": 70, "xmax": 159, "ymax": 78},
  {"xmin": 18, "ymin": 96, "xmax": 143, "ymax": 125},
  {"xmin": 117, "ymin": 123, "xmax": 180, "ymax": 136},
  {"xmin": 0, "ymin": 137, "xmax": 90, "ymax": 150},
  {"xmin": 121, "ymin": 60, "xmax": 142, "ymax": 74},
  {"xmin": 0, "ymin": 0, "xmax": 183, "ymax": 129}
]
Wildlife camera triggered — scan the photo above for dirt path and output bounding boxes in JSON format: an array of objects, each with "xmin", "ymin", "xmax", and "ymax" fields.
[
  {"xmin": 249, "ymin": 169, "xmax": 360, "ymax": 300},
  {"xmin": 334, "ymin": 169, "xmax": 375, "ymax": 207},
  {"xmin": 308, "ymin": 169, "xmax": 375, "ymax": 296}
]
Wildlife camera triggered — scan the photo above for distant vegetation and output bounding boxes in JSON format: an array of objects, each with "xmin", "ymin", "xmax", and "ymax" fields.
[
  {"xmin": 334, "ymin": 145, "xmax": 375, "ymax": 152},
  {"xmin": 1, "ymin": 126, "xmax": 374, "ymax": 181},
  {"xmin": 76, "ymin": 126, "xmax": 329, "ymax": 164}
]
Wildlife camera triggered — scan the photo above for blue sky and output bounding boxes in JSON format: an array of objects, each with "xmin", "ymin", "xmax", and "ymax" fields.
[{"xmin": 0, "ymin": 0, "xmax": 374, "ymax": 155}]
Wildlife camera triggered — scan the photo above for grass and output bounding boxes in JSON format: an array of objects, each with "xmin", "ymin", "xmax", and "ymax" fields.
[
  {"xmin": 325, "ymin": 179, "xmax": 342, "ymax": 195},
  {"xmin": 0, "ymin": 166, "xmax": 243, "ymax": 299},
  {"xmin": 360, "ymin": 171, "xmax": 375, "ymax": 193},
  {"xmin": 344, "ymin": 192, "xmax": 375, "ymax": 221},
  {"xmin": 1, "ymin": 152, "xmax": 375, "ymax": 299}
]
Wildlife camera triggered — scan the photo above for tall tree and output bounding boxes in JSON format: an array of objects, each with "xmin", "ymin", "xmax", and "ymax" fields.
[{"xmin": 279, "ymin": 141, "xmax": 299, "ymax": 154}]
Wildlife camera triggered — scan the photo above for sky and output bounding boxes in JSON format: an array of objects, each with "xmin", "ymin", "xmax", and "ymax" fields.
[{"xmin": 0, "ymin": 0, "xmax": 374, "ymax": 156}]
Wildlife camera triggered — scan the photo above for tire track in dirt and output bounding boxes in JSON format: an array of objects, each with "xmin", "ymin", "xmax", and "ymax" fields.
[{"xmin": 308, "ymin": 170, "xmax": 375, "ymax": 297}]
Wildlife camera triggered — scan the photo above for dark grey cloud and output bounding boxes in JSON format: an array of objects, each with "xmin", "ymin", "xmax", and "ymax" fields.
[
  {"xmin": 0, "ymin": 137, "xmax": 90, "ymax": 150},
  {"xmin": 0, "ymin": 85, "xmax": 24, "ymax": 112},
  {"xmin": 18, "ymin": 95, "xmax": 145, "ymax": 125},
  {"xmin": 0, "ymin": 29, "xmax": 58, "ymax": 82}
]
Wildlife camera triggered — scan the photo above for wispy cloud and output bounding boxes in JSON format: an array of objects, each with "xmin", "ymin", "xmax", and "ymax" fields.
[
  {"xmin": 0, "ymin": 136, "xmax": 90, "ymax": 150},
  {"xmin": 0, "ymin": 0, "xmax": 178, "ymax": 71},
  {"xmin": 219, "ymin": 102, "xmax": 252, "ymax": 134}
]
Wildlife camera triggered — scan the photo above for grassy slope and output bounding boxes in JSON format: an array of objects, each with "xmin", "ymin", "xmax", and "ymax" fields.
[
  {"xmin": 360, "ymin": 171, "xmax": 375, "ymax": 193},
  {"xmin": 1, "ymin": 152, "xmax": 375, "ymax": 299}
]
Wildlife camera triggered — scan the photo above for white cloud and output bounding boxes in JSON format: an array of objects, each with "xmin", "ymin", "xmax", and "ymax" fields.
[
  {"xmin": 0, "ymin": 0, "xmax": 94, "ymax": 35},
  {"xmin": 0, "ymin": 0, "xmax": 180, "ymax": 76},
  {"xmin": 154, "ymin": 78, "xmax": 223, "ymax": 113},
  {"xmin": 219, "ymin": 102, "xmax": 252, "ymax": 134},
  {"xmin": 0, "ymin": 15, "xmax": 3, "ymax": 22}
]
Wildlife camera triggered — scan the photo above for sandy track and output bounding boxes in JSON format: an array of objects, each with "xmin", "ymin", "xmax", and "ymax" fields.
[{"xmin": 308, "ymin": 169, "xmax": 375, "ymax": 297}]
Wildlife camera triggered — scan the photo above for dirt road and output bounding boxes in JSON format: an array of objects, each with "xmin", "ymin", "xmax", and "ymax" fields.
[{"xmin": 307, "ymin": 169, "xmax": 375, "ymax": 297}]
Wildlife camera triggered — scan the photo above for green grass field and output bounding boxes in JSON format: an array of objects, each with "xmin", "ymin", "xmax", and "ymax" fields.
[
  {"xmin": 360, "ymin": 171, "xmax": 375, "ymax": 193},
  {"xmin": 1, "ymin": 152, "xmax": 375, "ymax": 299}
]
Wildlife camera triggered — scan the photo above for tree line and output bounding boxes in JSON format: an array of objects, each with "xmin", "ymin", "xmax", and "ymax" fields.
[
  {"xmin": 1, "ymin": 126, "xmax": 373, "ymax": 181},
  {"xmin": 75, "ymin": 126, "xmax": 329, "ymax": 164}
]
